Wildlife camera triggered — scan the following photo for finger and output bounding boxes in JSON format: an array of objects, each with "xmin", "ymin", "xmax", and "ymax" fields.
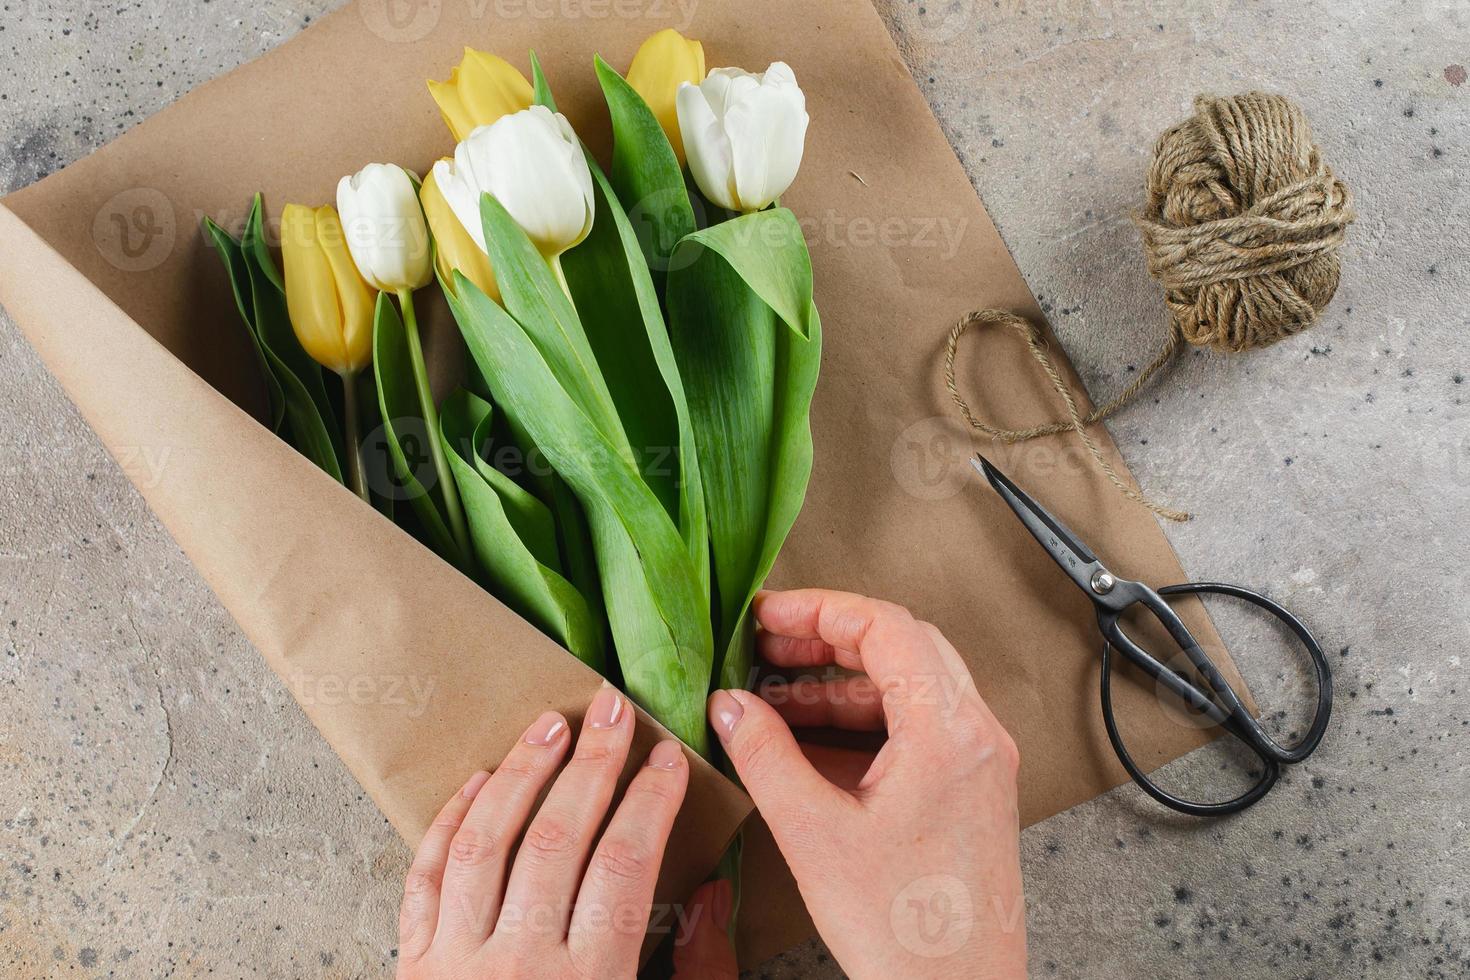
[
  {"xmin": 709, "ymin": 689, "xmax": 857, "ymax": 855},
  {"xmin": 758, "ymin": 675, "xmax": 886, "ymax": 731},
  {"xmin": 671, "ymin": 880, "xmax": 738, "ymax": 980},
  {"xmin": 398, "ymin": 770, "xmax": 491, "ymax": 962},
  {"xmin": 437, "ymin": 711, "xmax": 570, "ymax": 946},
  {"xmin": 569, "ymin": 740, "xmax": 690, "ymax": 971},
  {"xmin": 757, "ymin": 631, "xmax": 843, "ymax": 668},
  {"xmin": 753, "ymin": 589, "xmax": 962, "ymax": 731},
  {"xmin": 499, "ymin": 685, "xmax": 634, "ymax": 943}
]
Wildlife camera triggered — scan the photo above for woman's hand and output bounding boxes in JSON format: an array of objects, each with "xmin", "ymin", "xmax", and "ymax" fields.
[
  {"xmin": 707, "ymin": 588, "xmax": 1028, "ymax": 980},
  {"xmin": 396, "ymin": 687, "xmax": 689, "ymax": 980}
]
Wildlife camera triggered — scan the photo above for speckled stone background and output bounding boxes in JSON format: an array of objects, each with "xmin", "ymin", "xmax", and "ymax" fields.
[{"xmin": 2, "ymin": 1, "xmax": 1466, "ymax": 977}]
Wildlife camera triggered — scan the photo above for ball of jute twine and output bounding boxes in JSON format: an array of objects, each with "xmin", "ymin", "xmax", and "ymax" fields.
[{"xmin": 945, "ymin": 92, "xmax": 1355, "ymax": 521}]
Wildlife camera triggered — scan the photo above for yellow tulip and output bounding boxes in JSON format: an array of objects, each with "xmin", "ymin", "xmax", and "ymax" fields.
[
  {"xmin": 428, "ymin": 48, "xmax": 534, "ymax": 143},
  {"xmin": 281, "ymin": 204, "xmax": 376, "ymax": 376},
  {"xmin": 421, "ymin": 163, "xmax": 500, "ymax": 302},
  {"xmin": 626, "ymin": 28, "xmax": 705, "ymax": 166}
]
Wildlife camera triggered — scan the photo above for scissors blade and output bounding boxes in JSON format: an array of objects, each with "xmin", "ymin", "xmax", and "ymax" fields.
[{"xmin": 971, "ymin": 454, "xmax": 1104, "ymax": 593}]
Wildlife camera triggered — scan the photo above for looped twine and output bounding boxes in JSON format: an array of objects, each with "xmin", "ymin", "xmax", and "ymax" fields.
[
  {"xmin": 944, "ymin": 92, "xmax": 1353, "ymax": 522},
  {"xmin": 944, "ymin": 310, "xmax": 1190, "ymax": 522}
]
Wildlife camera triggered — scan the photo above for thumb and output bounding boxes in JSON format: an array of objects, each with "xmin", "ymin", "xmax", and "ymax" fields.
[
  {"xmin": 708, "ymin": 690, "xmax": 852, "ymax": 842},
  {"xmin": 671, "ymin": 880, "xmax": 738, "ymax": 979}
]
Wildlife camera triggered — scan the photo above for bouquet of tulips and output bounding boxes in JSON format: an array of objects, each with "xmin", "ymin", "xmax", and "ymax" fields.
[{"xmin": 204, "ymin": 30, "xmax": 818, "ymax": 794}]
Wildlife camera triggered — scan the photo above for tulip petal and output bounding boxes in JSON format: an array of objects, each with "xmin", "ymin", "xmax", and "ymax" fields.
[
  {"xmin": 677, "ymin": 81, "xmax": 738, "ymax": 211},
  {"xmin": 482, "ymin": 106, "xmax": 595, "ymax": 257},
  {"xmin": 282, "ymin": 203, "xmax": 351, "ymax": 373},
  {"xmin": 626, "ymin": 29, "xmax": 706, "ymax": 165},
  {"xmin": 435, "ymin": 155, "xmax": 488, "ymax": 254},
  {"xmin": 338, "ymin": 164, "xmax": 433, "ymax": 293},
  {"xmin": 434, "ymin": 107, "xmax": 596, "ymax": 261},
  {"xmin": 428, "ymin": 71, "xmax": 478, "ymax": 144},
  {"xmin": 725, "ymin": 72, "xmax": 809, "ymax": 213},
  {"xmin": 423, "ymin": 163, "xmax": 500, "ymax": 301},
  {"xmin": 314, "ymin": 206, "xmax": 377, "ymax": 373},
  {"xmin": 458, "ymin": 48, "xmax": 534, "ymax": 132}
]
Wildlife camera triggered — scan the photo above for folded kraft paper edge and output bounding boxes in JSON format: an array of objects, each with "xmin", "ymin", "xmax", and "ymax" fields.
[{"xmin": 0, "ymin": 0, "xmax": 1249, "ymax": 967}]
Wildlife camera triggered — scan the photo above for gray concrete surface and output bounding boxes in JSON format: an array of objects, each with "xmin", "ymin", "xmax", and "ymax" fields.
[{"xmin": 2, "ymin": 0, "xmax": 1467, "ymax": 977}]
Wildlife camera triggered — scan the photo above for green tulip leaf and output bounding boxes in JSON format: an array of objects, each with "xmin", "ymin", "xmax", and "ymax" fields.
[
  {"xmin": 203, "ymin": 195, "xmax": 343, "ymax": 483},
  {"xmin": 433, "ymin": 267, "xmax": 607, "ymax": 656},
  {"xmin": 441, "ymin": 388, "xmax": 605, "ymax": 670},
  {"xmin": 529, "ymin": 50, "xmax": 558, "ymax": 112},
  {"xmin": 477, "ymin": 194, "xmax": 629, "ymax": 457},
  {"xmin": 667, "ymin": 208, "xmax": 822, "ymax": 690},
  {"xmin": 447, "ymin": 273, "xmax": 712, "ymax": 754},
  {"xmin": 352, "ymin": 368, "xmax": 396, "ymax": 521},
  {"xmin": 593, "ymin": 55, "xmax": 696, "ymax": 284},
  {"xmin": 561, "ymin": 153, "xmax": 709, "ymax": 596},
  {"xmin": 372, "ymin": 292, "xmax": 463, "ymax": 566},
  {"xmin": 203, "ymin": 215, "xmax": 286, "ymax": 433},
  {"xmin": 241, "ymin": 195, "xmax": 339, "ymax": 433}
]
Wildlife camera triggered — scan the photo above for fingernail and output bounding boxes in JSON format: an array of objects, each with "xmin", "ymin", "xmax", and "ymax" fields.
[
  {"xmin": 587, "ymin": 685, "xmax": 624, "ymax": 730},
  {"xmin": 708, "ymin": 690, "xmax": 744, "ymax": 742},
  {"xmin": 647, "ymin": 739, "xmax": 684, "ymax": 770},
  {"xmin": 711, "ymin": 878, "xmax": 733, "ymax": 929},
  {"xmin": 461, "ymin": 770, "xmax": 491, "ymax": 800},
  {"xmin": 524, "ymin": 711, "xmax": 567, "ymax": 746}
]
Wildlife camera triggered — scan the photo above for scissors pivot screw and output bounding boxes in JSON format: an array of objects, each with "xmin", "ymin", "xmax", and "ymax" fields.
[{"xmin": 1090, "ymin": 570, "xmax": 1116, "ymax": 595}]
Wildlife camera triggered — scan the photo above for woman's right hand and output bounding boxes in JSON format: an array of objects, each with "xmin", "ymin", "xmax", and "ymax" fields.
[{"xmin": 706, "ymin": 588, "xmax": 1028, "ymax": 980}]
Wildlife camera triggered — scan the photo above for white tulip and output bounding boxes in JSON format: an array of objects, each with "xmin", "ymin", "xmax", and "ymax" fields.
[
  {"xmin": 676, "ymin": 62, "xmax": 809, "ymax": 214},
  {"xmin": 433, "ymin": 105, "xmax": 595, "ymax": 260},
  {"xmin": 337, "ymin": 163, "xmax": 433, "ymax": 293}
]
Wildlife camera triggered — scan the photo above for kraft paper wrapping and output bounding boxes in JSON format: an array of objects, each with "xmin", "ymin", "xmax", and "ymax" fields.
[{"xmin": 0, "ymin": 0, "xmax": 1244, "ymax": 966}]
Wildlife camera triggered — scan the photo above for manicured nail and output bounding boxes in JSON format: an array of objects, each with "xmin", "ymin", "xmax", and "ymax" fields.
[
  {"xmin": 647, "ymin": 739, "xmax": 684, "ymax": 770},
  {"xmin": 708, "ymin": 690, "xmax": 744, "ymax": 741},
  {"xmin": 587, "ymin": 685, "xmax": 624, "ymax": 730},
  {"xmin": 710, "ymin": 878, "xmax": 733, "ymax": 929},
  {"xmin": 461, "ymin": 770, "xmax": 491, "ymax": 800},
  {"xmin": 524, "ymin": 711, "xmax": 567, "ymax": 746}
]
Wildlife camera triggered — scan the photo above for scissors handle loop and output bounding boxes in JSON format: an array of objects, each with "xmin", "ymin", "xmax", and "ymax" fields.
[{"xmin": 1099, "ymin": 581, "xmax": 1333, "ymax": 817}]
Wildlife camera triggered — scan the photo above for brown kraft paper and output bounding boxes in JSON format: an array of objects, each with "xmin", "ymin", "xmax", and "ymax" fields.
[{"xmin": 0, "ymin": 0, "xmax": 1247, "ymax": 966}]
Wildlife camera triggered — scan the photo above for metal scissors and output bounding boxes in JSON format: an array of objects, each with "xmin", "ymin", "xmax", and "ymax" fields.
[{"xmin": 972, "ymin": 455, "xmax": 1333, "ymax": 817}]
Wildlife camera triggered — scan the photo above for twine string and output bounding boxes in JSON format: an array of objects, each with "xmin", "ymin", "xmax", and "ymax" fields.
[
  {"xmin": 942, "ymin": 92, "xmax": 1355, "ymax": 523},
  {"xmin": 943, "ymin": 310, "xmax": 1190, "ymax": 522}
]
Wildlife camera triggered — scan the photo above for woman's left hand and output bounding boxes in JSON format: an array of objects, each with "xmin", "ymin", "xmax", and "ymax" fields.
[{"xmin": 396, "ymin": 685, "xmax": 691, "ymax": 980}]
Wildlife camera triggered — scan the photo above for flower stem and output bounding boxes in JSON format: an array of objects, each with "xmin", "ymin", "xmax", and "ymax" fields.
[
  {"xmin": 340, "ymin": 370, "xmax": 370, "ymax": 504},
  {"xmin": 397, "ymin": 288, "xmax": 472, "ymax": 569}
]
